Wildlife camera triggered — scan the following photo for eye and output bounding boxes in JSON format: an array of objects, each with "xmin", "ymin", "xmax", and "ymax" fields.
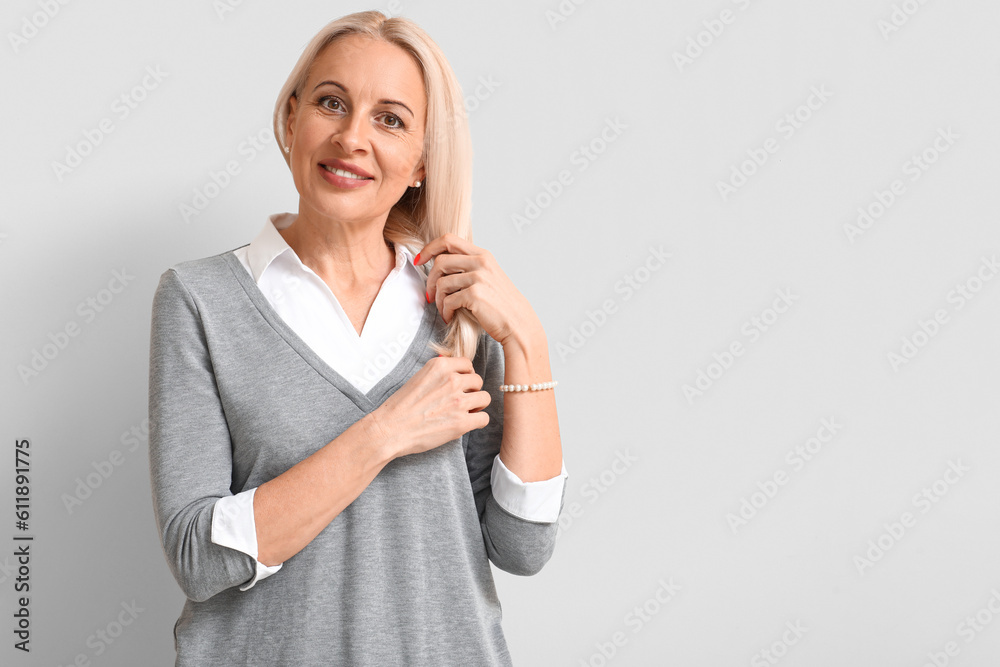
[
  {"xmin": 318, "ymin": 96, "xmax": 344, "ymax": 112},
  {"xmin": 379, "ymin": 113, "xmax": 405, "ymax": 129}
]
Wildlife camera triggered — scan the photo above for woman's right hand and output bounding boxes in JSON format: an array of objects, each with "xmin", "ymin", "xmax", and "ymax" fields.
[{"xmin": 370, "ymin": 355, "xmax": 492, "ymax": 459}]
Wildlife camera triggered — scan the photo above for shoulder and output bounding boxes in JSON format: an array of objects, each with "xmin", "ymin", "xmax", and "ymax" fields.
[
  {"xmin": 164, "ymin": 248, "xmax": 240, "ymax": 280},
  {"xmin": 157, "ymin": 249, "xmax": 241, "ymax": 293},
  {"xmin": 152, "ymin": 249, "xmax": 244, "ymax": 313}
]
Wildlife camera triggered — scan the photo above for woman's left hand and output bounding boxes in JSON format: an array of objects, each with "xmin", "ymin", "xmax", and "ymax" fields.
[{"xmin": 415, "ymin": 233, "xmax": 539, "ymax": 348}]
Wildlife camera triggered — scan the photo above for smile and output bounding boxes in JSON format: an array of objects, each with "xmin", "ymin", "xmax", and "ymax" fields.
[{"xmin": 321, "ymin": 165, "xmax": 371, "ymax": 180}]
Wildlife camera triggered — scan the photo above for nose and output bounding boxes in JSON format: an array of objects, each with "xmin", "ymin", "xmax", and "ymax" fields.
[{"xmin": 332, "ymin": 110, "xmax": 370, "ymax": 154}]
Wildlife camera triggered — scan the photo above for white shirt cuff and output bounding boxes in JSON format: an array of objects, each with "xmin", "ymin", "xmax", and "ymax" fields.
[
  {"xmin": 490, "ymin": 455, "xmax": 568, "ymax": 523},
  {"xmin": 211, "ymin": 488, "xmax": 283, "ymax": 591}
]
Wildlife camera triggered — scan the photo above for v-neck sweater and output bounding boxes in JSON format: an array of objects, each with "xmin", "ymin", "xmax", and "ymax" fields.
[{"xmin": 148, "ymin": 250, "xmax": 565, "ymax": 666}]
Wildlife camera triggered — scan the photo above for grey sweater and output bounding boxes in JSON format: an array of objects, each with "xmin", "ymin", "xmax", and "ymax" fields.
[{"xmin": 147, "ymin": 250, "xmax": 565, "ymax": 666}]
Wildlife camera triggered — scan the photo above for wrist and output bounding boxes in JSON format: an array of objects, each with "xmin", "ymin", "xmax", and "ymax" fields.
[
  {"xmin": 501, "ymin": 326, "xmax": 551, "ymax": 383},
  {"xmin": 499, "ymin": 319, "xmax": 547, "ymax": 357},
  {"xmin": 358, "ymin": 411, "xmax": 402, "ymax": 467}
]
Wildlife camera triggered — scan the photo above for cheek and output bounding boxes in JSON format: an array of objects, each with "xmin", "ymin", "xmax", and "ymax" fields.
[
  {"xmin": 291, "ymin": 123, "xmax": 327, "ymax": 177},
  {"xmin": 296, "ymin": 120, "xmax": 326, "ymax": 149},
  {"xmin": 382, "ymin": 143, "xmax": 423, "ymax": 177}
]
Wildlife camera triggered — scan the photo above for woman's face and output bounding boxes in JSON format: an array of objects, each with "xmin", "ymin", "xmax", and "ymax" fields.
[{"xmin": 285, "ymin": 34, "xmax": 427, "ymax": 228}]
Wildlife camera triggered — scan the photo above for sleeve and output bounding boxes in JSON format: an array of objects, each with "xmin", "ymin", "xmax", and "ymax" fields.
[
  {"xmin": 147, "ymin": 268, "xmax": 263, "ymax": 602},
  {"xmin": 463, "ymin": 332, "xmax": 568, "ymax": 576},
  {"xmin": 490, "ymin": 455, "xmax": 568, "ymax": 523},
  {"xmin": 212, "ymin": 488, "xmax": 283, "ymax": 590}
]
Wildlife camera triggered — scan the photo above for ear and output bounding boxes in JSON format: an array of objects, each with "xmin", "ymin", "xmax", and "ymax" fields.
[
  {"xmin": 413, "ymin": 159, "xmax": 426, "ymax": 186},
  {"xmin": 285, "ymin": 95, "xmax": 298, "ymax": 149}
]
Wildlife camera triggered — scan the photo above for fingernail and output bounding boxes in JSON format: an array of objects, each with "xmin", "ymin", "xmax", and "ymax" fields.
[
  {"xmin": 425, "ymin": 291, "xmax": 430, "ymax": 303},
  {"xmin": 414, "ymin": 252, "xmax": 421, "ymax": 264}
]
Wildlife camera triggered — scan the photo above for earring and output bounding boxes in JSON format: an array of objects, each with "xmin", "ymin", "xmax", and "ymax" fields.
[
  {"xmin": 414, "ymin": 180, "xmax": 421, "ymax": 187},
  {"xmin": 284, "ymin": 146, "xmax": 290, "ymax": 154}
]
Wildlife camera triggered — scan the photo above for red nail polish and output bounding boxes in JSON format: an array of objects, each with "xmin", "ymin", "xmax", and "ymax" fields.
[
  {"xmin": 425, "ymin": 291, "xmax": 430, "ymax": 303},
  {"xmin": 414, "ymin": 252, "xmax": 421, "ymax": 264}
]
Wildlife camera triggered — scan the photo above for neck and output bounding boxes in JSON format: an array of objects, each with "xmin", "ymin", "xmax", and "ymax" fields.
[{"xmin": 279, "ymin": 206, "xmax": 395, "ymax": 292}]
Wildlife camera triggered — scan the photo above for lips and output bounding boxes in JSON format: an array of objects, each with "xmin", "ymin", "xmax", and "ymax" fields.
[{"xmin": 318, "ymin": 158, "xmax": 374, "ymax": 179}]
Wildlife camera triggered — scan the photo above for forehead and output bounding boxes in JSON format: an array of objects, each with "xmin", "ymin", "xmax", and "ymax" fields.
[{"xmin": 306, "ymin": 34, "xmax": 426, "ymax": 105}]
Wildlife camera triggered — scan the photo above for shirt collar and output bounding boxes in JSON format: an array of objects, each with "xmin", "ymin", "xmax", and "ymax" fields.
[
  {"xmin": 246, "ymin": 212, "xmax": 426, "ymax": 287},
  {"xmin": 244, "ymin": 213, "xmax": 295, "ymax": 283},
  {"xmin": 395, "ymin": 242, "xmax": 427, "ymax": 288}
]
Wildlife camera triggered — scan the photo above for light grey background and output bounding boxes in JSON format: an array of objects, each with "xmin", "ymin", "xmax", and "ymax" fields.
[{"xmin": 3, "ymin": 0, "xmax": 999, "ymax": 665}]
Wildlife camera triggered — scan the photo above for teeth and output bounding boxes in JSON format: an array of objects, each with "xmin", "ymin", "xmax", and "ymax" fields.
[{"xmin": 322, "ymin": 164, "xmax": 368, "ymax": 180}]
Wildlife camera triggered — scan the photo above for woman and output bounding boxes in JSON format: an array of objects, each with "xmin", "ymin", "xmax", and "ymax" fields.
[{"xmin": 148, "ymin": 10, "xmax": 568, "ymax": 666}]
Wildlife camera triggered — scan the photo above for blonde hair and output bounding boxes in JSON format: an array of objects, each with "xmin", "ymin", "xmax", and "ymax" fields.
[{"xmin": 273, "ymin": 11, "xmax": 480, "ymax": 359}]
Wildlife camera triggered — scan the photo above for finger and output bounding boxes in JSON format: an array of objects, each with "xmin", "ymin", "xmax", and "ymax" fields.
[
  {"xmin": 459, "ymin": 369, "xmax": 484, "ymax": 391},
  {"xmin": 444, "ymin": 365, "xmax": 481, "ymax": 398},
  {"xmin": 438, "ymin": 285, "xmax": 475, "ymax": 326},
  {"xmin": 414, "ymin": 233, "xmax": 482, "ymax": 267},
  {"xmin": 431, "ymin": 353, "xmax": 473, "ymax": 371},
  {"xmin": 425, "ymin": 253, "xmax": 478, "ymax": 301},
  {"xmin": 454, "ymin": 378, "xmax": 485, "ymax": 402},
  {"xmin": 430, "ymin": 271, "xmax": 476, "ymax": 312},
  {"xmin": 466, "ymin": 390, "xmax": 492, "ymax": 414}
]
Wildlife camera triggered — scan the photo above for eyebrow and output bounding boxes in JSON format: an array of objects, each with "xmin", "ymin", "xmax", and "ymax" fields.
[{"xmin": 311, "ymin": 80, "xmax": 415, "ymax": 117}]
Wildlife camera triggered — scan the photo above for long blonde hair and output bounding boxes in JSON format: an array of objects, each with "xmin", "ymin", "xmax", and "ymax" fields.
[{"xmin": 273, "ymin": 11, "xmax": 480, "ymax": 359}]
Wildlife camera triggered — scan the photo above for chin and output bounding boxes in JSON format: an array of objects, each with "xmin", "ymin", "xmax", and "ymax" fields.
[{"xmin": 306, "ymin": 198, "xmax": 382, "ymax": 223}]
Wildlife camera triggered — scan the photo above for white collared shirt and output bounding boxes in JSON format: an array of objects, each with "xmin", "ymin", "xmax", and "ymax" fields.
[{"xmin": 211, "ymin": 213, "xmax": 569, "ymax": 590}]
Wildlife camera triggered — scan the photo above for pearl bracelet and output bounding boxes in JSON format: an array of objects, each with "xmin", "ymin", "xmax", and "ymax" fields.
[{"xmin": 499, "ymin": 380, "xmax": 558, "ymax": 392}]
